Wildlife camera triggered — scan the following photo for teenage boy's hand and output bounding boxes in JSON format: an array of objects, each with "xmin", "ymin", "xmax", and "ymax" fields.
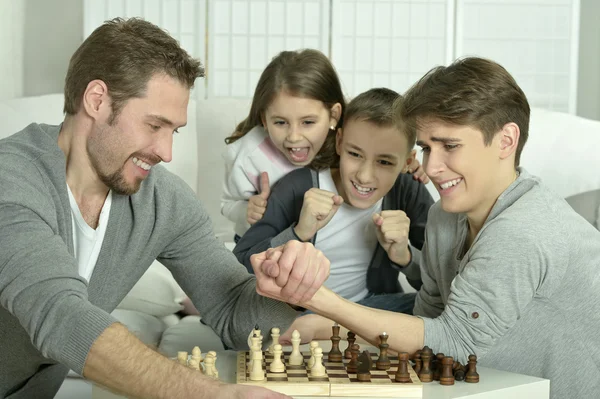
[
  {"xmin": 294, "ymin": 188, "xmax": 344, "ymax": 241},
  {"xmin": 251, "ymin": 240, "xmax": 330, "ymax": 305},
  {"xmin": 247, "ymin": 172, "xmax": 270, "ymax": 225},
  {"xmin": 372, "ymin": 211, "xmax": 411, "ymax": 266}
]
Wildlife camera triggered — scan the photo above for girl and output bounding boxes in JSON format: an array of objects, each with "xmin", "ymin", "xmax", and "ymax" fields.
[{"xmin": 222, "ymin": 49, "xmax": 345, "ymax": 241}]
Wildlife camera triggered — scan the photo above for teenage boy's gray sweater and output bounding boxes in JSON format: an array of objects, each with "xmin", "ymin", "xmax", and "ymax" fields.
[
  {"xmin": 414, "ymin": 169, "xmax": 600, "ymax": 399},
  {"xmin": 0, "ymin": 124, "xmax": 297, "ymax": 397}
]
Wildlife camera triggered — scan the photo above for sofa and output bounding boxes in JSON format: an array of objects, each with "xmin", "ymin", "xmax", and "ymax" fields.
[{"xmin": 1, "ymin": 94, "xmax": 599, "ymax": 398}]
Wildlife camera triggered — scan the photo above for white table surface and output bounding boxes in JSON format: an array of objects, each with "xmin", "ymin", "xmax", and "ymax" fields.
[{"xmin": 93, "ymin": 342, "xmax": 549, "ymax": 399}]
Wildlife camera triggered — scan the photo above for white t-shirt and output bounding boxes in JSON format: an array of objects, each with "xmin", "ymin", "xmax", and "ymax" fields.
[
  {"xmin": 315, "ymin": 170, "xmax": 382, "ymax": 302},
  {"xmin": 67, "ymin": 186, "xmax": 112, "ymax": 282}
]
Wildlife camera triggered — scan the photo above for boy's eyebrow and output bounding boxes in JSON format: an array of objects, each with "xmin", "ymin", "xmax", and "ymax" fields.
[
  {"xmin": 416, "ymin": 137, "xmax": 461, "ymax": 146},
  {"xmin": 347, "ymin": 144, "xmax": 399, "ymax": 160},
  {"xmin": 147, "ymin": 114, "xmax": 187, "ymax": 128}
]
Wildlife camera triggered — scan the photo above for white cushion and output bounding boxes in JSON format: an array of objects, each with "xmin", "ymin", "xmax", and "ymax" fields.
[
  {"xmin": 111, "ymin": 308, "xmax": 166, "ymax": 348},
  {"xmin": 195, "ymin": 98, "xmax": 252, "ymax": 238},
  {"xmin": 157, "ymin": 315, "xmax": 225, "ymax": 358},
  {"xmin": 522, "ymin": 108, "xmax": 600, "ymax": 199},
  {"xmin": 116, "ymin": 261, "xmax": 186, "ymax": 317}
]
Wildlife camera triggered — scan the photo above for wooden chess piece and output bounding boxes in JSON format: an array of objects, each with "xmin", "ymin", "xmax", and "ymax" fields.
[
  {"xmin": 268, "ymin": 327, "xmax": 280, "ymax": 354},
  {"xmin": 439, "ymin": 356, "xmax": 455, "ymax": 386},
  {"xmin": 346, "ymin": 343, "xmax": 360, "ymax": 373},
  {"xmin": 418, "ymin": 346, "xmax": 433, "ymax": 382},
  {"xmin": 465, "ymin": 354, "xmax": 479, "ymax": 383},
  {"xmin": 307, "ymin": 340, "xmax": 319, "ymax": 369},
  {"xmin": 177, "ymin": 351, "xmax": 188, "ymax": 366},
  {"xmin": 376, "ymin": 332, "xmax": 391, "ymax": 370},
  {"xmin": 453, "ymin": 361, "xmax": 466, "ymax": 381},
  {"xmin": 269, "ymin": 344, "xmax": 286, "ymax": 373},
  {"xmin": 249, "ymin": 348, "xmax": 265, "ymax": 381},
  {"xmin": 394, "ymin": 352, "xmax": 412, "ymax": 383},
  {"xmin": 357, "ymin": 351, "xmax": 372, "ymax": 382},
  {"xmin": 344, "ymin": 331, "xmax": 356, "ymax": 359},
  {"xmin": 247, "ymin": 324, "xmax": 261, "ymax": 349},
  {"xmin": 288, "ymin": 330, "xmax": 304, "ymax": 366},
  {"xmin": 328, "ymin": 323, "xmax": 343, "ymax": 362},
  {"xmin": 413, "ymin": 349, "xmax": 422, "ymax": 375},
  {"xmin": 433, "ymin": 353, "xmax": 444, "ymax": 381},
  {"xmin": 310, "ymin": 348, "xmax": 326, "ymax": 377}
]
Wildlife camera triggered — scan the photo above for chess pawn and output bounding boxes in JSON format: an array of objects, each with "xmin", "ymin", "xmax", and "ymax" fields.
[
  {"xmin": 269, "ymin": 344, "xmax": 286, "ymax": 373},
  {"xmin": 288, "ymin": 330, "xmax": 304, "ymax": 366},
  {"xmin": 440, "ymin": 356, "xmax": 455, "ymax": 386},
  {"xmin": 249, "ymin": 348, "xmax": 265, "ymax": 381},
  {"xmin": 177, "ymin": 351, "xmax": 188, "ymax": 366},
  {"xmin": 376, "ymin": 332, "xmax": 391, "ymax": 370},
  {"xmin": 268, "ymin": 327, "xmax": 280, "ymax": 354},
  {"xmin": 307, "ymin": 341, "xmax": 319, "ymax": 369},
  {"xmin": 394, "ymin": 352, "xmax": 412, "ymax": 383},
  {"xmin": 207, "ymin": 351, "xmax": 218, "ymax": 379},
  {"xmin": 433, "ymin": 353, "xmax": 444, "ymax": 381},
  {"xmin": 465, "ymin": 355, "xmax": 479, "ymax": 383},
  {"xmin": 310, "ymin": 348, "xmax": 326, "ymax": 377},
  {"xmin": 328, "ymin": 324, "xmax": 343, "ymax": 362},
  {"xmin": 191, "ymin": 346, "xmax": 202, "ymax": 364},
  {"xmin": 413, "ymin": 350, "xmax": 422, "ymax": 375},
  {"xmin": 418, "ymin": 347, "xmax": 433, "ymax": 383},
  {"xmin": 344, "ymin": 331, "xmax": 356, "ymax": 359},
  {"xmin": 346, "ymin": 343, "xmax": 360, "ymax": 373},
  {"xmin": 453, "ymin": 361, "xmax": 466, "ymax": 381}
]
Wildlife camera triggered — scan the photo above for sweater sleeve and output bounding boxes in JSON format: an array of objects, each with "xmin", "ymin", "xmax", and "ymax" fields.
[
  {"xmin": 157, "ymin": 175, "xmax": 297, "ymax": 350},
  {"xmin": 418, "ymin": 218, "xmax": 554, "ymax": 364},
  {"xmin": 0, "ymin": 155, "xmax": 117, "ymax": 375},
  {"xmin": 220, "ymin": 144, "xmax": 257, "ymax": 229},
  {"xmin": 233, "ymin": 169, "xmax": 310, "ymax": 272}
]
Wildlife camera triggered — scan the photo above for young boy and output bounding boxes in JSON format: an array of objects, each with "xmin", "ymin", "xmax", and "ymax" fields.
[
  {"xmin": 255, "ymin": 58, "xmax": 600, "ymax": 398},
  {"xmin": 235, "ymin": 88, "xmax": 434, "ymax": 314}
]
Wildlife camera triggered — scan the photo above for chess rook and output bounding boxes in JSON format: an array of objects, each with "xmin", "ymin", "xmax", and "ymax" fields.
[{"xmin": 440, "ymin": 356, "xmax": 455, "ymax": 386}]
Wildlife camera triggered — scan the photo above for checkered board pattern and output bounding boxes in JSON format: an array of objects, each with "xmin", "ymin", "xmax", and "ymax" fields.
[{"xmin": 236, "ymin": 351, "xmax": 423, "ymax": 397}]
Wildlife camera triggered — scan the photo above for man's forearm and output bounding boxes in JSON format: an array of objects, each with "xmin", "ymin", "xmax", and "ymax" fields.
[
  {"xmin": 83, "ymin": 323, "xmax": 222, "ymax": 399},
  {"xmin": 305, "ymin": 288, "xmax": 425, "ymax": 354}
]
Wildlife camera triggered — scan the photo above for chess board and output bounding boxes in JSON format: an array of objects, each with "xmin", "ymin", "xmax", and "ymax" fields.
[{"xmin": 236, "ymin": 351, "xmax": 422, "ymax": 397}]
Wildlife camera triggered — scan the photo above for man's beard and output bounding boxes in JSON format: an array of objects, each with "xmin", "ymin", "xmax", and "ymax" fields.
[{"xmin": 98, "ymin": 164, "xmax": 143, "ymax": 196}]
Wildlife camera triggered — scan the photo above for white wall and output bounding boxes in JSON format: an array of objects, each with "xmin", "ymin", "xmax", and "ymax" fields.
[
  {"xmin": 0, "ymin": 0, "xmax": 24, "ymax": 100},
  {"xmin": 1, "ymin": 0, "xmax": 599, "ymax": 120}
]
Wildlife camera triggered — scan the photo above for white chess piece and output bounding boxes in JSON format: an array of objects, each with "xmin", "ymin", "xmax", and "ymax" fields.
[
  {"xmin": 269, "ymin": 344, "xmax": 286, "ymax": 373},
  {"xmin": 207, "ymin": 351, "xmax": 219, "ymax": 379},
  {"xmin": 249, "ymin": 347, "xmax": 265, "ymax": 381},
  {"xmin": 307, "ymin": 341, "xmax": 319, "ymax": 369},
  {"xmin": 288, "ymin": 330, "xmax": 304, "ymax": 366},
  {"xmin": 188, "ymin": 358, "xmax": 200, "ymax": 371},
  {"xmin": 268, "ymin": 327, "xmax": 280, "ymax": 354},
  {"xmin": 249, "ymin": 335, "xmax": 262, "ymax": 369},
  {"xmin": 310, "ymin": 348, "xmax": 326, "ymax": 377},
  {"xmin": 248, "ymin": 326, "xmax": 261, "ymax": 349},
  {"xmin": 204, "ymin": 354, "xmax": 215, "ymax": 378},
  {"xmin": 191, "ymin": 346, "xmax": 202, "ymax": 363},
  {"xmin": 177, "ymin": 351, "xmax": 188, "ymax": 366}
]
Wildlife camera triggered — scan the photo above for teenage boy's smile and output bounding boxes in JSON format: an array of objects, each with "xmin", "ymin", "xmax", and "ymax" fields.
[{"xmin": 436, "ymin": 177, "xmax": 463, "ymax": 195}]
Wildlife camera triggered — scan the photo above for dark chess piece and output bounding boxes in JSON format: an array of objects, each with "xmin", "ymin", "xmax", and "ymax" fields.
[
  {"xmin": 453, "ymin": 361, "xmax": 466, "ymax": 381},
  {"xmin": 394, "ymin": 352, "xmax": 412, "ymax": 383},
  {"xmin": 344, "ymin": 331, "xmax": 356, "ymax": 359},
  {"xmin": 376, "ymin": 332, "xmax": 391, "ymax": 370},
  {"xmin": 465, "ymin": 354, "xmax": 479, "ymax": 383},
  {"xmin": 432, "ymin": 353, "xmax": 444, "ymax": 381},
  {"xmin": 413, "ymin": 349, "xmax": 422, "ymax": 375},
  {"xmin": 346, "ymin": 343, "xmax": 360, "ymax": 373},
  {"xmin": 328, "ymin": 323, "xmax": 343, "ymax": 362},
  {"xmin": 357, "ymin": 350, "xmax": 372, "ymax": 382},
  {"xmin": 439, "ymin": 356, "xmax": 455, "ymax": 386},
  {"xmin": 418, "ymin": 346, "xmax": 433, "ymax": 382}
]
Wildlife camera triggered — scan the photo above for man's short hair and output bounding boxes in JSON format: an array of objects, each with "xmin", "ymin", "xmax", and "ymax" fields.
[
  {"xmin": 400, "ymin": 57, "xmax": 530, "ymax": 166},
  {"xmin": 63, "ymin": 17, "xmax": 204, "ymax": 121}
]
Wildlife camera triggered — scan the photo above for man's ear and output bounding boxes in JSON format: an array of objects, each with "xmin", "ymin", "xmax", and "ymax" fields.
[
  {"xmin": 335, "ymin": 128, "xmax": 343, "ymax": 156},
  {"xmin": 403, "ymin": 149, "xmax": 417, "ymax": 172},
  {"xmin": 330, "ymin": 102, "xmax": 342, "ymax": 128},
  {"xmin": 498, "ymin": 122, "xmax": 520, "ymax": 160},
  {"xmin": 82, "ymin": 79, "xmax": 110, "ymax": 121}
]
